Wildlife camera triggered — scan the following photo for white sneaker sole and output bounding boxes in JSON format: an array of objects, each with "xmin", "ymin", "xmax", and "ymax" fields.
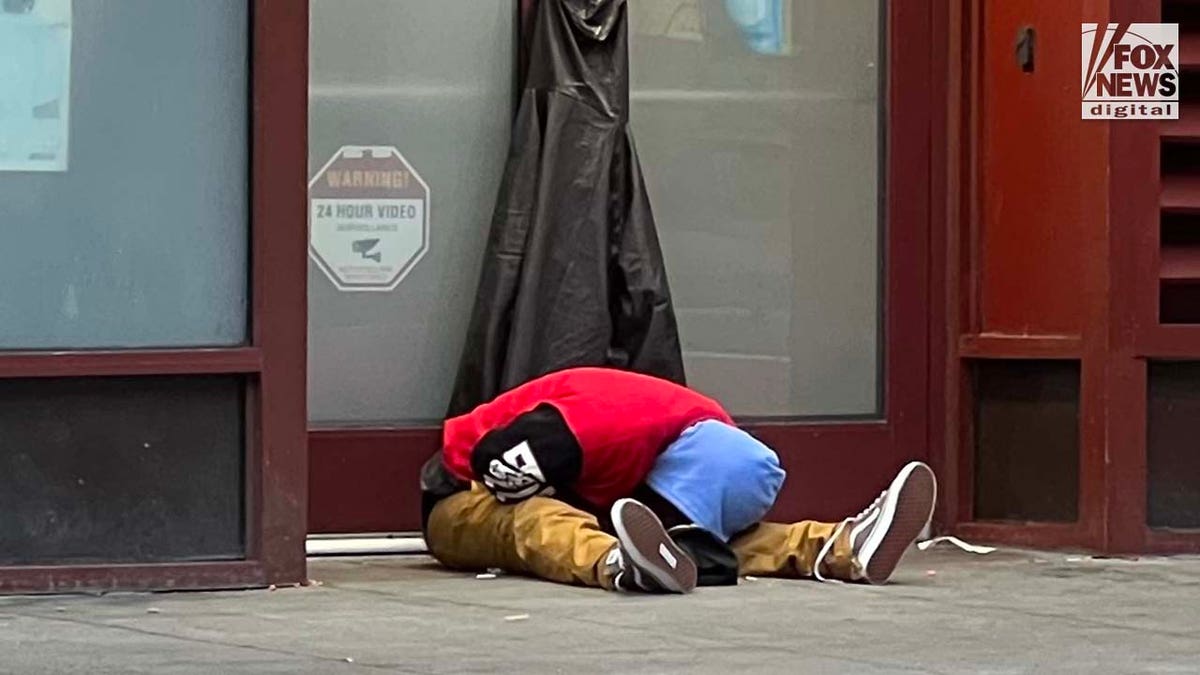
[
  {"xmin": 611, "ymin": 498, "xmax": 697, "ymax": 594},
  {"xmin": 857, "ymin": 461, "xmax": 937, "ymax": 585}
]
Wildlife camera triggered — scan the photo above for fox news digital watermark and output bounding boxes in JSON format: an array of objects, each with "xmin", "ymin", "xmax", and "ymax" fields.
[{"xmin": 1082, "ymin": 23, "xmax": 1178, "ymax": 120}]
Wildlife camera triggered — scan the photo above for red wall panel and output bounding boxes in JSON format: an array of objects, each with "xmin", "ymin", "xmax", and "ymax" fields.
[{"xmin": 978, "ymin": 0, "xmax": 1109, "ymax": 335}]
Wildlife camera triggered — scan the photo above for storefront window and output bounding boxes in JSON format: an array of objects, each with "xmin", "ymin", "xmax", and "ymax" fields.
[
  {"xmin": 308, "ymin": 0, "xmax": 516, "ymax": 425},
  {"xmin": 0, "ymin": 0, "xmax": 249, "ymax": 350},
  {"xmin": 630, "ymin": 0, "xmax": 883, "ymax": 417},
  {"xmin": 0, "ymin": 375, "xmax": 245, "ymax": 565}
]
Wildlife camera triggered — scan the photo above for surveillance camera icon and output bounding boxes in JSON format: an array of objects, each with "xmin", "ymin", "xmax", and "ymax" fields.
[{"xmin": 352, "ymin": 238, "xmax": 382, "ymax": 263}]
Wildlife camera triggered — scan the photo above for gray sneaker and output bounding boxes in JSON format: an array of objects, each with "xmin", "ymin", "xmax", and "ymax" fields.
[
  {"xmin": 608, "ymin": 498, "xmax": 697, "ymax": 593},
  {"xmin": 847, "ymin": 461, "xmax": 938, "ymax": 584}
]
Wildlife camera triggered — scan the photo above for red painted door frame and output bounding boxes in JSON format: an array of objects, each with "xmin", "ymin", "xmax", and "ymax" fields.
[
  {"xmin": 934, "ymin": 0, "xmax": 1200, "ymax": 554},
  {"xmin": 0, "ymin": 0, "xmax": 309, "ymax": 593},
  {"xmin": 309, "ymin": 0, "xmax": 938, "ymax": 533},
  {"xmin": 934, "ymin": 0, "xmax": 1111, "ymax": 553},
  {"xmin": 1108, "ymin": 0, "xmax": 1200, "ymax": 554}
]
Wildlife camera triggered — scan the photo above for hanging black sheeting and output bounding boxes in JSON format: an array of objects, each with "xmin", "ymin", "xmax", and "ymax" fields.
[{"xmin": 444, "ymin": 0, "xmax": 686, "ymax": 419}]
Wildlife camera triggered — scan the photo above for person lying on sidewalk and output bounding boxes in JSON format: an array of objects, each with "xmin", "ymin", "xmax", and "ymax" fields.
[{"xmin": 420, "ymin": 367, "xmax": 937, "ymax": 593}]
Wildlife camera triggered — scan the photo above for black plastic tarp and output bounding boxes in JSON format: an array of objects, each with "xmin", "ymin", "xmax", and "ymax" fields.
[{"xmin": 445, "ymin": 0, "xmax": 686, "ymax": 418}]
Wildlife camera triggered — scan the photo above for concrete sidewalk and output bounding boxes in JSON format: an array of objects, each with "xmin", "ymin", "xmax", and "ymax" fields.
[{"xmin": 1, "ymin": 547, "xmax": 1197, "ymax": 674}]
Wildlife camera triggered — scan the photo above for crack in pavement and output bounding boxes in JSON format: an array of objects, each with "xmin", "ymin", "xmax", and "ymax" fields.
[
  {"xmin": 324, "ymin": 582, "xmax": 952, "ymax": 674},
  {"xmin": 859, "ymin": 586, "xmax": 1199, "ymax": 641},
  {"xmin": 563, "ymin": 612, "xmax": 955, "ymax": 675},
  {"xmin": 6, "ymin": 609, "xmax": 427, "ymax": 674}
]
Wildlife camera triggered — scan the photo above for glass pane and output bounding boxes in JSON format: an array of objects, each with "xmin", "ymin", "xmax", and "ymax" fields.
[
  {"xmin": 1147, "ymin": 361, "xmax": 1200, "ymax": 529},
  {"xmin": 308, "ymin": 0, "xmax": 515, "ymax": 425},
  {"xmin": 972, "ymin": 360, "xmax": 1080, "ymax": 523},
  {"xmin": 629, "ymin": 1, "xmax": 882, "ymax": 416},
  {"xmin": 0, "ymin": 376, "xmax": 244, "ymax": 565},
  {"xmin": 0, "ymin": 0, "xmax": 250, "ymax": 349}
]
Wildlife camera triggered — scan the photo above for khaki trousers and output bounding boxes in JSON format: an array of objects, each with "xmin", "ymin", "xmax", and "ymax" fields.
[{"xmin": 425, "ymin": 485, "xmax": 857, "ymax": 589}]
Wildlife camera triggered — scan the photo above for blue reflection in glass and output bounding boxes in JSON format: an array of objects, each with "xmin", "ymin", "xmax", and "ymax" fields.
[{"xmin": 723, "ymin": 0, "xmax": 790, "ymax": 56}]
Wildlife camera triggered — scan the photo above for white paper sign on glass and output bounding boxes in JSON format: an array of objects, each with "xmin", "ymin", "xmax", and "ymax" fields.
[
  {"xmin": 0, "ymin": 0, "xmax": 71, "ymax": 172},
  {"xmin": 308, "ymin": 145, "xmax": 431, "ymax": 292}
]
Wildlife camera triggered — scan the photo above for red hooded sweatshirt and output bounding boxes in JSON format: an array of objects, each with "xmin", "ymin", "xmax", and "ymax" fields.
[{"xmin": 442, "ymin": 367, "xmax": 732, "ymax": 509}]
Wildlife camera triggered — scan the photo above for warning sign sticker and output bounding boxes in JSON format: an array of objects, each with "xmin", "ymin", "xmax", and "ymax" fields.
[{"xmin": 308, "ymin": 145, "xmax": 430, "ymax": 292}]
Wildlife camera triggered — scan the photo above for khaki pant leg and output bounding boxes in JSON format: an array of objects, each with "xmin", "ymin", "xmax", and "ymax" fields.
[
  {"xmin": 511, "ymin": 495, "xmax": 620, "ymax": 589},
  {"xmin": 425, "ymin": 485, "xmax": 527, "ymax": 574},
  {"xmin": 730, "ymin": 520, "xmax": 857, "ymax": 580},
  {"xmin": 426, "ymin": 484, "xmax": 620, "ymax": 589}
]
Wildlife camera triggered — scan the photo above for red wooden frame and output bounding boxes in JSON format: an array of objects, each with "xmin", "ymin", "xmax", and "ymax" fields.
[
  {"xmin": 0, "ymin": 349, "xmax": 263, "ymax": 378},
  {"xmin": 309, "ymin": 0, "xmax": 937, "ymax": 533},
  {"xmin": 1118, "ymin": 0, "xmax": 1200, "ymax": 553},
  {"xmin": 309, "ymin": 428, "xmax": 438, "ymax": 534},
  {"xmin": 937, "ymin": 0, "xmax": 1200, "ymax": 554},
  {"xmin": 0, "ymin": 0, "xmax": 309, "ymax": 593},
  {"xmin": 936, "ymin": 0, "xmax": 1108, "ymax": 552}
]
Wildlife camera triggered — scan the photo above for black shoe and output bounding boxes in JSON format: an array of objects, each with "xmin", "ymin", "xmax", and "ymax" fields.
[
  {"xmin": 608, "ymin": 498, "xmax": 697, "ymax": 593},
  {"xmin": 668, "ymin": 525, "xmax": 740, "ymax": 587}
]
